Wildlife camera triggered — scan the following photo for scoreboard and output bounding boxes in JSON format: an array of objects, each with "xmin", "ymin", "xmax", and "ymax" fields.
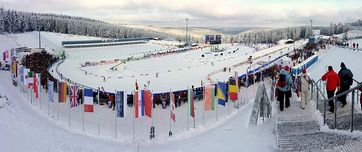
[{"xmin": 205, "ymin": 35, "xmax": 221, "ymax": 44}]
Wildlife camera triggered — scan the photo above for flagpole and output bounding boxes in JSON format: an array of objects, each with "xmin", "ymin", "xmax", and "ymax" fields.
[
  {"xmin": 115, "ymin": 90, "xmax": 117, "ymax": 139},
  {"xmin": 98, "ymin": 88, "xmax": 100, "ymax": 136},
  {"xmin": 215, "ymin": 85, "xmax": 218, "ymax": 121},
  {"xmin": 39, "ymin": 74, "xmax": 42, "ymax": 110},
  {"xmin": 193, "ymin": 88, "xmax": 195, "ymax": 129},
  {"xmin": 132, "ymin": 91, "xmax": 136, "ymax": 143},
  {"xmin": 169, "ymin": 89, "xmax": 172, "ymax": 136},
  {"xmin": 57, "ymin": 81, "xmax": 60, "ymax": 121},
  {"xmin": 187, "ymin": 86, "xmax": 189, "ymax": 131},
  {"xmin": 47, "ymin": 79, "xmax": 49, "ymax": 116},
  {"xmin": 202, "ymin": 85, "xmax": 205, "ymax": 127},
  {"xmin": 68, "ymin": 85, "xmax": 71, "ymax": 127},
  {"xmin": 82, "ymin": 88, "xmax": 85, "ymax": 132}
]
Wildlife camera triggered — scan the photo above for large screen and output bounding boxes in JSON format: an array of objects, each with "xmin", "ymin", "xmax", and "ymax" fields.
[{"xmin": 205, "ymin": 35, "xmax": 221, "ymax": 44}]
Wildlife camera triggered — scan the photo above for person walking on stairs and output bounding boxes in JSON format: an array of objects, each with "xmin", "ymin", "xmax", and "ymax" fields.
[
  {"xmin": 276, "ymin": 65, "xmax": 293, "ymax": 111},
  {"xmin": 300, "ymin": 68, "xmax": 310, "ymax": 109},
  {"xmin": 321, "ymin": 66, "xmax": 340, "ymax": 113},
  {"xmin": 338, "ymin": 62, "xmax": 353, "ymax": 107}
]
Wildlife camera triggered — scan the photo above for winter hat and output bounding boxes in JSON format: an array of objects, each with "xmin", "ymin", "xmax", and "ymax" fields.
[
  {"xmin": 284, "ymin": 65, "xmax": 290, "ymax": 71},
  {"xmin": 340, "ymin": 62, "xmax": 346, "ymax": 68},
  {"xmin": 328, "ymin": 66, "xmax": 333, "ymax": 71},
  {"xmin": 302, "ymin": 68, "xmax": 307, "ymax": 74}
]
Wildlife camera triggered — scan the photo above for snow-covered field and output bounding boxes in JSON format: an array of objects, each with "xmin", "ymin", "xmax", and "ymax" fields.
[
  {"xmin": 308, "ymin": 43, "xmax": 362, "ymax": 83},
  {"xmin": 3, "ymin": 32, "xmax": 360, "ymax": 152},
  {"xmin": 55, "ymin": 40, "xmax": 306, "ymax": 93}
]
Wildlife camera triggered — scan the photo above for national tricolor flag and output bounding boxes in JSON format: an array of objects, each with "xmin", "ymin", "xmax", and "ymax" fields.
[
  {"xmin": 188, "ymin": 88, "xmax": 195, "ymax": 118},
  {"xmin": 229, "ymin": 77, "xmax": 238, "ymax": 101},
  {"xmin": 170, "ymin": 92, "xmax": 176, "ymax": 122},
  {"xmin": 217, "ymin": 82, "xmax": 227, "ymax": 106},
  {"xmin": 59, "ymin": 82, "xmax": 67, "ymax": 103},
  {"xmin": 23, "ymin": 68, "xmax": 29, "ymax": 87},
  {"xmin": 116, "ymin": 91, "xmax": 127, "ymax": 118},
  {"xmin": 27, "ymin": 71, "xmax": 34, "ymax": 89},
  {"xmin": 33, "ymin": 73, "xmax": 41, "ymax": 98},
  {"xmin": 84, "ymin": 88, "xmax": 94, "ymax": 112},
  {"xmin": 204, "ymin": 84, "xmax": 215, "ymax": 111},
  {"xmin": 134, "ymin": 90, "xmax": 144, "ymax": 118},
  {"xmin": 70, "ymin": 85, "xmax": 79, "ymax": 108}
]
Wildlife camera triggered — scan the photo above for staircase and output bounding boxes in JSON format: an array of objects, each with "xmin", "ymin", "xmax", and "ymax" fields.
[{"xmin": 276, "ymin": 93, "xmax": 362, "ymax": 152}]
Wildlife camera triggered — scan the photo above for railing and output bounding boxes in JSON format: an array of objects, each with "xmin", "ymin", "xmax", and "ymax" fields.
[
  {"xmin": 249, "ymin": 78, "xmax": 273, "ymax": 126},
  {"xmin": 310, "ymin": 77, "xmax": 362, "ymax": 132}
]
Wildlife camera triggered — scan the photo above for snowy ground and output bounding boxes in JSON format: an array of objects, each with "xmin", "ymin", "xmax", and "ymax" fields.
[
  {"xmin": 308, "ymin": 43, "xmax": 362, "ymax": 83},
  {"xmin": 0, "ymin": 70, "xmax": 276, "ymax": 152},
  {"xmin": 55, "ymin": 40, "xmax": 306, "ymax": 93}
]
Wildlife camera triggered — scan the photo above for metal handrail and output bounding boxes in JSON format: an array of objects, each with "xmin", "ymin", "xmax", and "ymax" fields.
[
  {"xmin": 311, "ymin": 76, "xmax": 362, "ymax": 132},
  {"xmin": 324, "ymin": 83, "xmax": 362, "ymax": 103}
]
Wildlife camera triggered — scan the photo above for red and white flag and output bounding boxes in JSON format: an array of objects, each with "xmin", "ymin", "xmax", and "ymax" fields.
[
  {"xmin": 33, "ymin": 73, "xmax": 41, "ymax": 98},
  {"xmin": 170, "ymin": 92, "xmax": 176, "ymax": 122}
]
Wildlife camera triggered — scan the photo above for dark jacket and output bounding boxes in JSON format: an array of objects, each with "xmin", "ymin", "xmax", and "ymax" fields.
[{"xmin": 338, "ymin": 67, "xmax": 353, "ymax": 88}]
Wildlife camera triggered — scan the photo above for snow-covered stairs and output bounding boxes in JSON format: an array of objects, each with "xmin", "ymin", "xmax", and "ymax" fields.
[
  {"xmin": 316, "ymin": 99, "xmax": 362, "ymax": 130},
  {"xmin": 276, "ymin": 95, "xmax": 362, "ymax": 152}
]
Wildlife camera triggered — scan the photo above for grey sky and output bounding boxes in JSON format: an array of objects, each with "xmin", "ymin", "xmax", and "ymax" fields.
[{"xmin": 1, "ymin": 0, "xmax": 361, "ymax": 27}]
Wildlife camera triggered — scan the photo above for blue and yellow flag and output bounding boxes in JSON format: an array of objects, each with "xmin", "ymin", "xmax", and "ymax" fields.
[{"xmin": 217, "ymin": 82, "xmax": 226, "ymax": 106}]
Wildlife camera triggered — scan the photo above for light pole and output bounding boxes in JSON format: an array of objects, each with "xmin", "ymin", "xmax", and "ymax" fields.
[
  {"xmin": 37, "ymin": 18, "xmax": 42, "ymax": 49},
  {"xmin": 185, "ymin": 18, "xmax": 189, "ymax": 46},
  {"xmin": 310, "ymin": 19, "xmax": 313, "ymax": 37}
]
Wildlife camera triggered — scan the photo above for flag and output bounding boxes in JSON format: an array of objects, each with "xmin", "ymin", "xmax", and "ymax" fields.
[
  {"xmin": 70, "ymin": 85, "xmax": 79, "ymax": 108},
  {"xmin": 170, "ymin": 92, "xmax": 176, "ymax": 122},
  {"xmin": 134, "ymin": 90, "xmax": 144, "ymax": 118},
  {"xmin": 217, "ymin": 82, "xmax": 227, "ymax": 106},
  {"xmin": 84, "ymin": 88, "xmax": 94, "ymax": 112},
  {"xmin": 20, "ymin": 66, "xmax": 24, "ymax": 83},
  {"xmin": 143, "ymin": 89, "xmax": 152, "ymax": 118},
  {"xmin": 59, "ymin": 82, "xmax": 67, "ymax": 103},
  {"xmin": 33, "ymin": 73, "xmax": 41, "ymax": 98},
  {"xmin": 204, "ymin": 85, "xmax": 215, "ymax": 111},
  {"xmin": 24, "ymin": 68, "xmax": 29, "ymax": 87},
  {"xmin": 3, "ymin": 50, "xmax": 9, "ymax": 61},
  {"xmin": 48, "ymin": 81, "xmax": 54, "ymax": 102},
  {"xmin": 135, "ymin": 80, "xmax": 139, "ymax": 91},
  {"xmin": 116, "ymin": 91, "xmax": 127, "ymax": 118},
  {"xmin": 229, "ymin": 77, "xmax": 238, "ymax": 101},
  {"xmin": 28, "ymin": 71, "xmax": 34, "ymax": 89},
  {"xmin": 188, "ymin": 88, "xmax": 195, "ymax": 118}
]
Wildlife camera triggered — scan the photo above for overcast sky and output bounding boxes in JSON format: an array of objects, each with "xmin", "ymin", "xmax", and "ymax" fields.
[{"xmin": 1, "ymin": 0, "xmax": 362, "ymax": 27}]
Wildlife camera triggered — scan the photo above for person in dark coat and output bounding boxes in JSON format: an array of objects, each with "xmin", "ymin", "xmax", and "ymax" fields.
[
  {"xmin": 338, "ymin": 62, "xmax": 353, "ymax": 107},
  {"xmin": 322, "ymin": 66, "xmax": 340, "ymax": 113}
]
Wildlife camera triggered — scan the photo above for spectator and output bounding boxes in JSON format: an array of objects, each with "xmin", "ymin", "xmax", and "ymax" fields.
[
  {"xmin": 276, "ymin": 65, "xmax": 293, "ymax": 111},
  {"xmin": 321, "ymin": 66, "xmax": 340, "ymax": 113},
  {"xmin": 300, "ymin": 68, "xmax": 310, "ymax": 109},
  {"xmin": 338, "ymin": 62, "xmax": 353, "ymax": 107}
]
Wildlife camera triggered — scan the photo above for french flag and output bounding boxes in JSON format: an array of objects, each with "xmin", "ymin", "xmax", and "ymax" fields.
[
  {"xmin": 134, "ymin": 90, "xmax": 144, "ymax": 118},
  {"xmin": 84, "ymin": 88, "xmax": 94, "ymax": 112}
]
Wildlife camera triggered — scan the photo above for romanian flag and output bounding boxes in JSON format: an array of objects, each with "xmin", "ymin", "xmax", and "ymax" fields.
[
  {"xmin": 217, "ymin": 82, "xmax": 226, "ymax": 106},
  {"xmin": 204, "ymin": 84, "xmax": 215, "ymax": 111},
  {"xmin": 188, "ymin": 88, "xmax": 195, "ymax": 118},
  {"xmin": 84, "ymin": 88, "xmax": 94, "ymax": 112},
  {"xmin": 229, "ymin": 78, "xmax": 238, "ymax": 101},
  {"xmin": 59, "ymin": 82, "xmax": 67, "ymax": 103}
]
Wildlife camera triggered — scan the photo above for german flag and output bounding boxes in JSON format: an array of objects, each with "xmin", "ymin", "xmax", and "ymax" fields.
[{"xmin": 229, "ymin": 78, "xmax": 238, "ymax": 101}]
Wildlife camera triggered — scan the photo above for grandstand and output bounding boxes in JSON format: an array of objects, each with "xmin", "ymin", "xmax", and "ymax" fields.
[{"xmin": 61, "ymin": 37, "xmax": 156, "ymax": 48}]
